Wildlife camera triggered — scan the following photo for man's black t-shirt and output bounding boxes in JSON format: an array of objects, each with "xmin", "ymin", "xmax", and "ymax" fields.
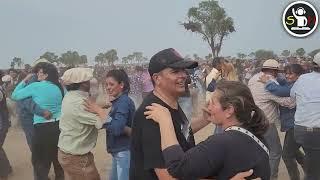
[{"xmin": 130, "ymin": 92, "xmax": 195, "ymax": 180}]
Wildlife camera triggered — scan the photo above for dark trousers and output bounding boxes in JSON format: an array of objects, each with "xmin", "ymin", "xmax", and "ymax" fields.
[
  {"xmin": 282, "ymin": 128, "xmax": 305, "ymax": 180},
  {"xmin": 294, "ymin": 125, "xmax": 320, "ymax": 180},
  {"xmin": 32, "ymin": 121, "xmax": 64, "ymax": 180},
  {"xmin": 0, "ymin": 127, "xmax": 12, "ymax": 178},
  {"xmin": 20, "ymin": 117, "xmax": 62, "ymax": 178}
]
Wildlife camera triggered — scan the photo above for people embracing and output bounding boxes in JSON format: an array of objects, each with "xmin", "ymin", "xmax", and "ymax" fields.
[
  {"xmin": 11, "ymin": 62, "xmax": 65, "ymax": 180},
  {"xmin": 259, "ymin": 63, "xmax": 306, "ymax": 180},
  {"xmin": 130, "ymin": 48, "xmax": 265, "ymax": 180},
  {"xmin": 144, "ymin": 80, "xmax": 270, "ymax": 179},
  {"xmin": 248, "ymin": 59, "xmax": 296, "ymax": 180}
]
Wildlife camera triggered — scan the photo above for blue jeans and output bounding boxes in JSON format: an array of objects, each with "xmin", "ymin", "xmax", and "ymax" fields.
[
  {"xmin": 263, "ymin": 123, "xmax": 282, "ymax": 180},
  {"xmin": 294, "ymin": 125, "xmax": 320, "ymax": 180},
  {"xmin": 110, "ymin": 150, "xmax": 130, "ymax": 180}
]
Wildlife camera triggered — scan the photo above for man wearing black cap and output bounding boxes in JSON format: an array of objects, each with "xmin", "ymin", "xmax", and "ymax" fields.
[{"xmin": 130, "ymin": 48, "xmax": 198, "ymax": 179}]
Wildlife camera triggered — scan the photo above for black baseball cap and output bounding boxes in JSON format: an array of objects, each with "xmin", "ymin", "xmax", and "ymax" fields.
[{"xmin": 148, "ymin": 48, "xmax": 198, "ymax": 76}]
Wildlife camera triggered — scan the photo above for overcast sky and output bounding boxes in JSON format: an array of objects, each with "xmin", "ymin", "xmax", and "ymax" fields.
[{"xmin": 0, "ymin": 0, "xmax": 319, "ymax": 68}]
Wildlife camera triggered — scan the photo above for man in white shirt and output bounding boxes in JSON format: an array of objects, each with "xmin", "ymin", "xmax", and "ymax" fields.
[{"xmin": 290, "ymin": 52, "xmax": 320, "ymax": 180}]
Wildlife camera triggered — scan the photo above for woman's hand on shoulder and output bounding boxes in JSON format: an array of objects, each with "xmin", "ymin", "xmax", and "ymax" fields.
[{"xmin": 144, "ymin": 103, "xmax": 171, "ymax": 124}]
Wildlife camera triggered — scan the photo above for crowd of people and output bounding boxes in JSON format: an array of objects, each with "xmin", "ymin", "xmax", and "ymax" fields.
[{"xmin": 0, "ymin": 49, "xmax": 319, "ymax": 180}]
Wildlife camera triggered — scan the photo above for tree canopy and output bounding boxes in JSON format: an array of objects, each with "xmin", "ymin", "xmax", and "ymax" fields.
[
  {"xmin": 182, "ymin": 0, "xmax": 235, "ymax": 57},
  {"xmin": 40, "ymin": 52, "xmax": 58, "ymax": 63},
  {"xmin": 295, "ymin": 48, "xmax": 306, "ymax": 57},
  {"xmin": 254, "ymin": 49, "xmax": 277, "ymax": 60},
  {"xmin": 105, "ymin": 49, "xmax": 119, "ymax": 65},
  {"xmin": 237, "ymin": 53, "xmax": 247, "ymax": 59},
  {"xmin": 58, "ymin": 51, "xmax": 87, "ymax": 67},
  {"xmin": 281, "ymin": 50, "xmax": 290, "ymax": 57},
  {"xmin": 11, "ymin": 57, "xmax": 23, "ymax": 69}
]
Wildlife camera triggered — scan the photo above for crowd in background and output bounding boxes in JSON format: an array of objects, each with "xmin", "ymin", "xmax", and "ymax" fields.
[{"xmin": 0, "ymin": 51, "xmax": 319, "ymax": 180}]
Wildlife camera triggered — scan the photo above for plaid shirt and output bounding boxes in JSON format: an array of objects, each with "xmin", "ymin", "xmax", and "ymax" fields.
[{"xmin": 248, "ymin": 72, "xmax": 295, "ymax": 124}]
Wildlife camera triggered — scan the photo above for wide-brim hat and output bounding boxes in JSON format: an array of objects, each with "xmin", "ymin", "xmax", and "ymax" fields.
[{"xmin": 262, "ymin": 59, "xmax": 279, "ymax": 70}]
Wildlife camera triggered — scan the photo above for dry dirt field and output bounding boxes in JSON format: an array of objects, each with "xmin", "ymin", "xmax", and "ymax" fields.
[
  {"xmin": 4, "ymin": 91, "xmax": 292, "ymax": 180},
  {"xmin": 4, "ymin": 124, "xmax": 291, "ymax": 180}
]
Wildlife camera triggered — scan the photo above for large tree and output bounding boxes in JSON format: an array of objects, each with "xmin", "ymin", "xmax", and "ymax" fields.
[
  {"xmin": 182, "ymin": 0, "xmax": 235, "ymax": 57},
  {"xmin": 40, "ymin": 52, "xmax": 58, "ymax": 63},
  {"xmin": 296, "ymin": 48, "xmax": 306, "ymax": 57}
]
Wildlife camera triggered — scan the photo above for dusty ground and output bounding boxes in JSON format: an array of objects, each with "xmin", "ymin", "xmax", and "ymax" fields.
[
  {"xmin": 4, "ymin": 124, "xmax": 291, "ymax": 180},
  {"xmin": 3, "ymin": 90, "xmax": 292, "ymax": 179}
]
